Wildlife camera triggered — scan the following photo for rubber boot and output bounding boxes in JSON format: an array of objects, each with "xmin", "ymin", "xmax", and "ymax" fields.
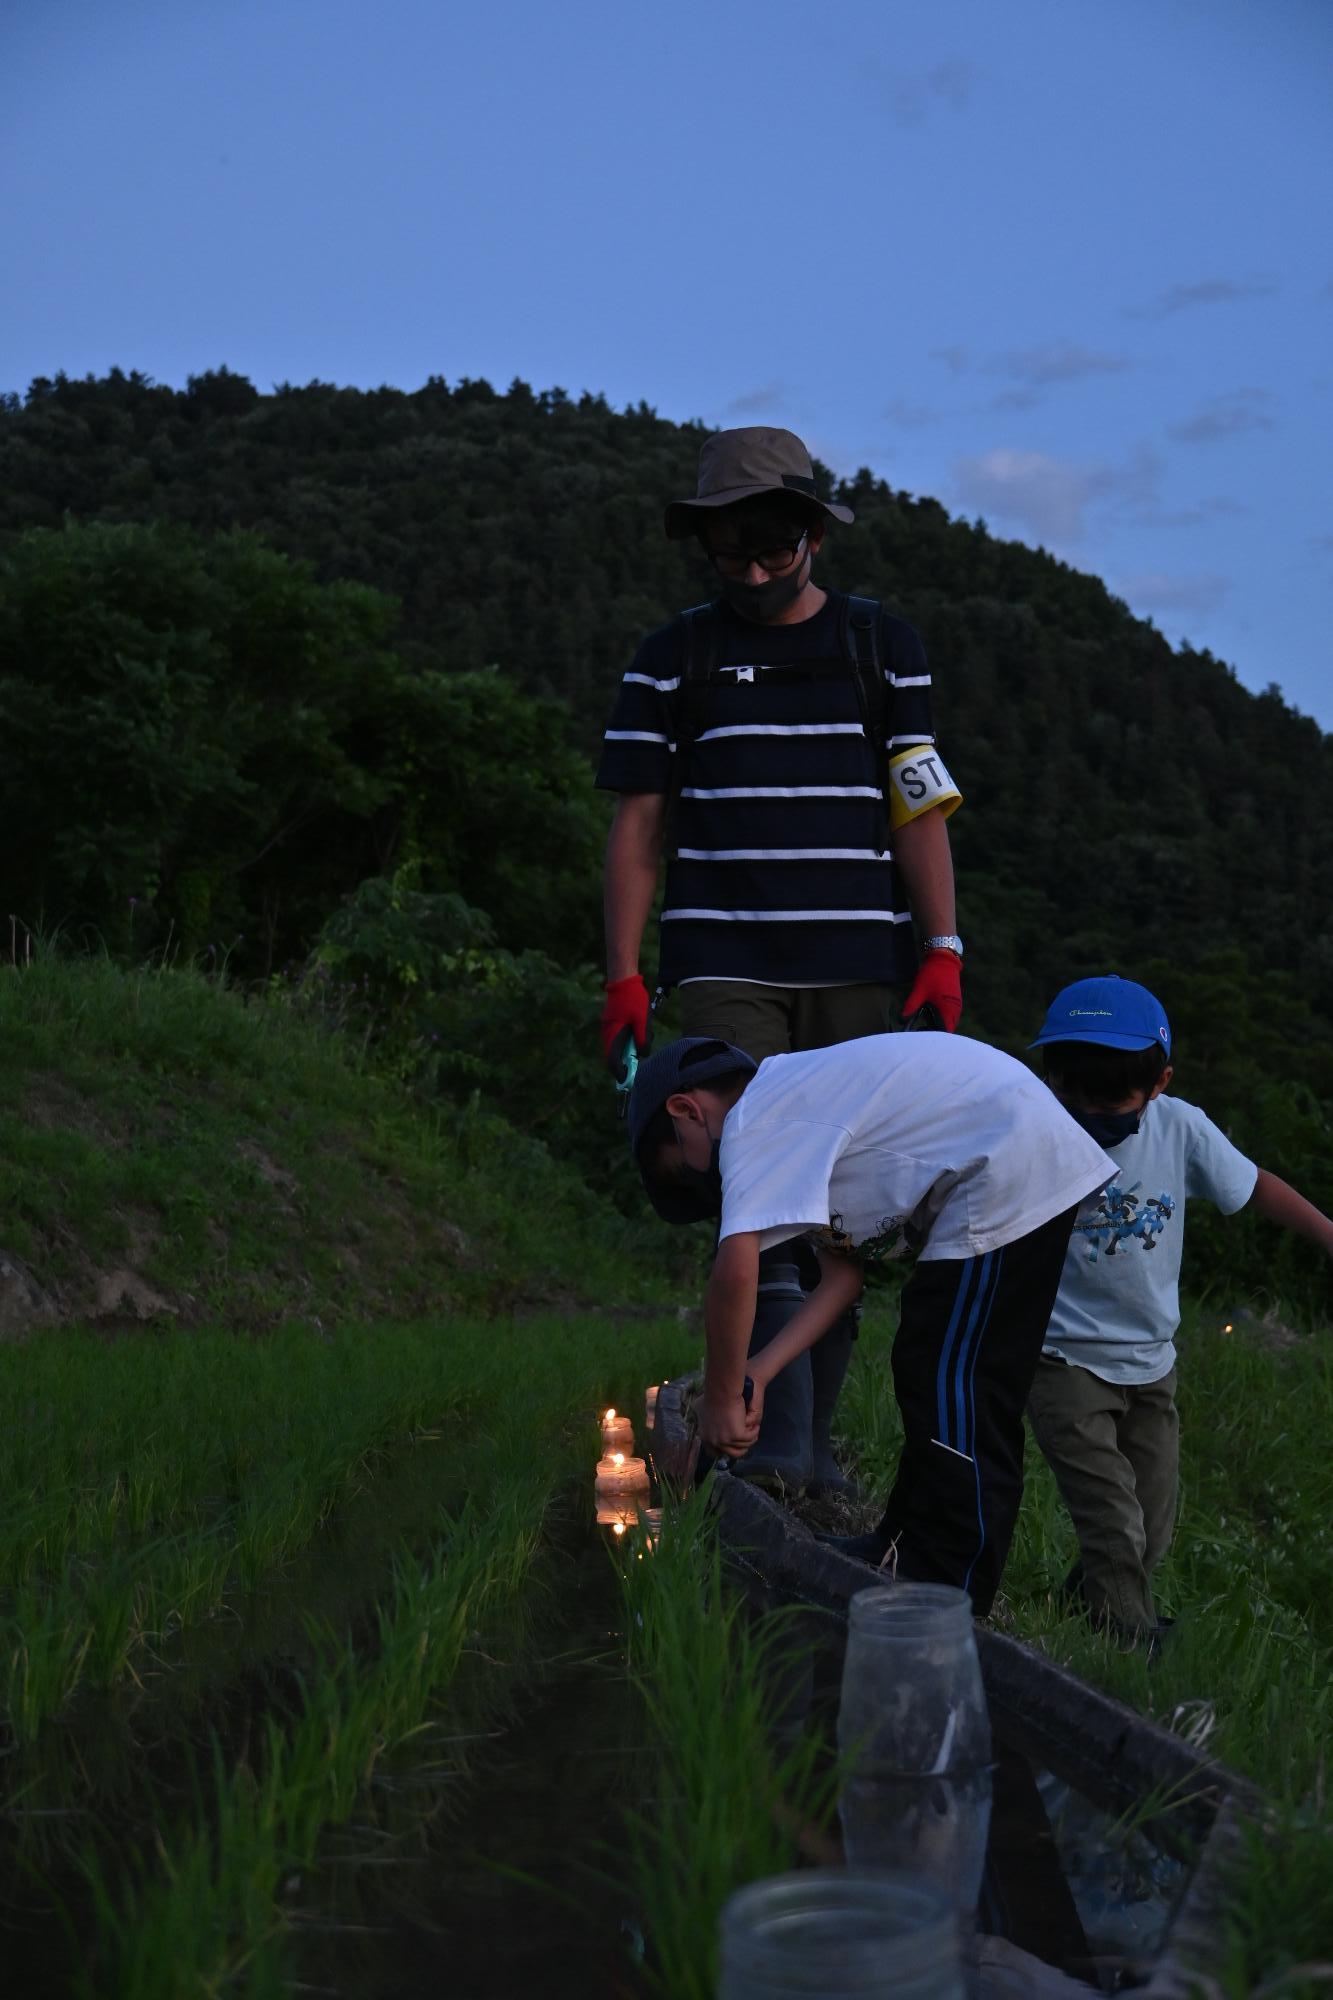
[
  {"xmin": 732, "ymin": 1259, "xmax": 813, "ymax": 1497},
  {"xmin": 807, "ymin": 1309, "xmax": 858, "ymax": 1499}
]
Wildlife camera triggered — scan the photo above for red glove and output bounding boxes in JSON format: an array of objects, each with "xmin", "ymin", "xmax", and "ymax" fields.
[
  {"xmin": 600, "ymin": 973, "xmax": 652, "ymax": 1069},
  {"xmin": 902, "ymin": 949, "xmax": 963, "ymax": 1033}
]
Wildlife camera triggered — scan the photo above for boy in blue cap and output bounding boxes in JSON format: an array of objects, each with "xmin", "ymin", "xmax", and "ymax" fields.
[
  {"xmin": 1029, "ymin": 975, "xmax": 1333, "ymax": 1643},
  {"xmin": 628, "ymin": 1031, "xmax": 1115, "ymax": 1614}
]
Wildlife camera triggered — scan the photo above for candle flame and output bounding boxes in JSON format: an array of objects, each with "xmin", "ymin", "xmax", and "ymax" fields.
[
  {"xmin": 604, "ymin": 1408, "xmax": 616, "ymax": 1420},
  {"xmin": 1223, "ymin": 1322, "xmax": 1233, "ymax": 1333},
  {"xmin": 612, "ymin": 1520, "xmax": 626, "ymax": 1536},
  {"xmin": 612, "ymin": 1452, "xmax": 625, "ymax": 1465}
]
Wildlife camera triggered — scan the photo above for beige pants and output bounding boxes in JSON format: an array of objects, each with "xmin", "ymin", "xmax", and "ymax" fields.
[{"xmin": 1027, "ymin": 1355, "xmax": 1179, "ymax": 1635}]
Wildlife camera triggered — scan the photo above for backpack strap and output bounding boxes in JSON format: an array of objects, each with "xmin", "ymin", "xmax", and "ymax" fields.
[
  {"xmin": 665, "ymin": 601, "xmax": 723, "ymax": 846},
  {"xmin": 839, "ymin": 594, "xmax": 892, "ymax": 852}
]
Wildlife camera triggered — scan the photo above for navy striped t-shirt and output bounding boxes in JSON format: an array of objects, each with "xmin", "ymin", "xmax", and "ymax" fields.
[{"xmin": 595, "ymin": 590, "xmax": 937, "ymax": 989}]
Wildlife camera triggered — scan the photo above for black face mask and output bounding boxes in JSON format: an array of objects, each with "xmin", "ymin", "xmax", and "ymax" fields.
[
  {"xmin": 717, "ymin": 563, "xmax": 806, "ymax": 622},
  {"xmin": 1067, "ymin": 1104, "xmax": 1143, "ymax": 1148},
  {"xmin": 675, "ymin": 1136, "xmax": 724, "ymax": 1218}
]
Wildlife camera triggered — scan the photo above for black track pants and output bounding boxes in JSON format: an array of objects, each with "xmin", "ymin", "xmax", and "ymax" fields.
[{"xmin": 878, "ymin": 1206, "xmax": 1077, "ymax": 1616}]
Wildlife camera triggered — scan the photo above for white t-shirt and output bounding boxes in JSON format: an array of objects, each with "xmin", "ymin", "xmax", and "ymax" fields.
[
  {"xmin": 1043, "ymin": 1093, "xmax": 1258, "ymax": 1384},
  {"xmin": 717, "ymin": 1034, "xmax": 1114, "ymax": 1266}
]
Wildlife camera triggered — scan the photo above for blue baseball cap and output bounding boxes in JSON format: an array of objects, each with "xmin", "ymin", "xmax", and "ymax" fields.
[
  {"xmin": 627, "ymin": 1037, "xmax": 758, "ymax": 1222},
  {"xmin": 1030, "ymin": 976, "xmax": 1172, "ymax": 1057}
]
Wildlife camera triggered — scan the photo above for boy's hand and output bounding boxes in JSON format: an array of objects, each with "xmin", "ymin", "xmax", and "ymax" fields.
[
  {"xmin": 699, "ymin": 1389, "xmax": 754, "ymax": 1457},
  {"xmin": 742, "ymin": 1378, "xmax": 764, "ymax": 1440}
]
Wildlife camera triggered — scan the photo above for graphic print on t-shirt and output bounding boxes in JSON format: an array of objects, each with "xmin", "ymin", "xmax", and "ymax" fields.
[
  {"xmin": 1075, "ymin": 1180, "xmax": 1177, "ymax": 1262},
  {"xmin": 808, "ymin": 1207, "xmax": 925, "ymax": 1264}
]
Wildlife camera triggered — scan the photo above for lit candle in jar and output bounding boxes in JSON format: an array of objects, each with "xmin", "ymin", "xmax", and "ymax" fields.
[
  {"xmin": 644, "ymin": 1385, "xmax": 660, "ymax": 1431},
  {"xmin": 596, "ymin": 1498, "xmax": 639, "ymax": 1531},
  {"xmin": 601, "ymin": 1407, "xmax": 635, "ymax": 1454},
  {"xmin": 595, "ymin": 1451, "xmax": 649, "ymax": 1499}
]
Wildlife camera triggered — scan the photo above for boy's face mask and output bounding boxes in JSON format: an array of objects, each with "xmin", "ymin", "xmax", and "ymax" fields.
[
  {"xmin": 1065, "ymin": 1103, "xmax": 1144, "ymax": 1148},
  {"xmin": 674, "ymin": 1134, "xmax": 724, "ymax": 1217}
]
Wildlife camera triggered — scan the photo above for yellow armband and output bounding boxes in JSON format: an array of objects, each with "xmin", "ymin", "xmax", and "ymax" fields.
[{"xmin": 887, "ymin": 746, "xmax": 962, "ymax": 828}]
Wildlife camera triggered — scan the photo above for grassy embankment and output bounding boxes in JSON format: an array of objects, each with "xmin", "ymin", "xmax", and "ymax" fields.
[{"xmin": 0, "ymin": 952, "xmax": 700, "ymax": 1993}]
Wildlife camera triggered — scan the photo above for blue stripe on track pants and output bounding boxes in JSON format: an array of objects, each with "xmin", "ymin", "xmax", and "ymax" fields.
[{"xmin": 875, "ymin": 1205, "xmax": 1077, "ymax": 1616}]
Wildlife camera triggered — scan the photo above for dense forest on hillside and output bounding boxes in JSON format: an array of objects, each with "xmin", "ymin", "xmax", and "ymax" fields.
[{"xmin": 1, "ymin": 367, "xmax": 1329, "ymax": 1304}]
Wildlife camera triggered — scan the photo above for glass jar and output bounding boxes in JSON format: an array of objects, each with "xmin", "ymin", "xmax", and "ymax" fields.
[
  {"xmin": 717, "ymin": 1868, "xmax": 965, "ymax": 1999},
  {"xmin": 836, "ymin": 1584, "xmax": 993, "ymax": 1918}
]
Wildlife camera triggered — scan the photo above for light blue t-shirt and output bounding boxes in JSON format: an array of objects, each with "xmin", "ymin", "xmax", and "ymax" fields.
[{"xmin": 1043, "ymin": 1094, "xmax": 1258, "ymax": 1384}]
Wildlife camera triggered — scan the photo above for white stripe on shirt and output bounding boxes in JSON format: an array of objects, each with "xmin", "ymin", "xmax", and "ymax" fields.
[
  {"xmin": 681, "ymin": 785, "xmax": 881, "ymax": 800},
  {"xmin": 662, "ymin": 907, "xmax": 911, "ymax": 923},
  {"xmin": 604, "ymin": 730, "xmax": 676, "ymax": 747},
  {"xmin": 695, "ymin": 723, "xmax": 865, "ymax": 741},
  {"xmin": 676, "ymin": 847, "xmax": 892, "ymax": 862},
  {"xmin": 622, "ymin": 671, "xmax": 681, "ymax": 691},
  {"xmin": 888, "ymin": 673, "xmax": 931, "ymax": 688}
]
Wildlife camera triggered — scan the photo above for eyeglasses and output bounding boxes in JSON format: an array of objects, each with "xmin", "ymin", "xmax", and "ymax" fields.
[{"xmin": 705, "ymin": 533, "xmax": 808, "ymax": 581}]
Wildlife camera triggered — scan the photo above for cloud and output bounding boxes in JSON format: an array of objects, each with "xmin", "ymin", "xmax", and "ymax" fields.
[
  {"xmin": 931, "ymin": 345, "xmax": 971, "ymax": 375},
  {"xmin": 1167, "ymin": 387, "xmax": 1276, "ymax": 444},
  {"xmin": 1129, "ymin": 275, "xmax": 1278, "ymax": 319},
  {"xmin": 883, "ymin": 397, "xmax": 942, "ymax": 430},
  {"xmin": 1116, "ymin": 571, "xmax": 1230, "ymax": 616},
  {"xmin": 1147, "ymin": 495, "xmax": 1246, "ymax": 529},
  {"xmin": 993, "ymin": 341, "xmax": 1130, "ymax": 387},
  {"xmin": 724, "ymin": 381, "xmax": 787, "ymax": 416},
  {"xmin": 936, "ymin": 340, "xmax": 1130, "ymax": 411},
  {"xmin": 867, "ymin": 57, "xmax": 979, "ymax": 128},
  {"xmin": 952, "ymin": 446, "xmax": 1158, "ymax": 543}
]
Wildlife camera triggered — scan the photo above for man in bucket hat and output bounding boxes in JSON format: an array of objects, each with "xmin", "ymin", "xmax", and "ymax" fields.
[{"xmin": 596, "ymin": 427, "xmax": 964, "ymax": 1497}]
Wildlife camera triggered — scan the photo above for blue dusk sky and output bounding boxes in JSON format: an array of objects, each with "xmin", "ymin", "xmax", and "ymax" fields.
[{"xmin": 4, "ymin": 0, "xmax": 1330, "ymax": 727}]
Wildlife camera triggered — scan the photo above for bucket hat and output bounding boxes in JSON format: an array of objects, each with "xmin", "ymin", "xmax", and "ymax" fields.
[
  {"xmin": 1030, "ymin": 976, "xmax": 1172, "ymax": 1057},
  {"xmin": 627, "ymin": 1037, "xmax": 758, "ymax": 1222},
  {"xmin": 664, "ymin": 427, "xmax": 855, "ymax": 540}
]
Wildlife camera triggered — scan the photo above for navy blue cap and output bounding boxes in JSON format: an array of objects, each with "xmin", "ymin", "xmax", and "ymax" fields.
[
  {"xmin": 1030, "ymin": 976, "xmax": 1171, "ymax": 1057},
  {"xmin": 627, "ymin": 1037, "xmax": 757, "ymax": 1222}
]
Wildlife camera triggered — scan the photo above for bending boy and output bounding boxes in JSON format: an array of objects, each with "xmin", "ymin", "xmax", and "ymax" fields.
[{"xmin": 628, "ymin": 1032, "xmax": 1114, "ymax": 1613}]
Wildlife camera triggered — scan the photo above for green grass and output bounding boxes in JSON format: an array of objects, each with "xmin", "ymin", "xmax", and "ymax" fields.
[
  {"xmin": 616, "ymin": 1497, "xmax": 842, "ymax": 2000},
  {"xmin": 0, "ymin": 948, "xmax": 687, "ymax": 1325}
]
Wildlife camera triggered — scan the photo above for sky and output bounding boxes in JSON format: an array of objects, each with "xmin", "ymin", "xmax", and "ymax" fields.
[{"xmin": 3, "ymin": 0, "xmax": 1331, "ymax": 728}]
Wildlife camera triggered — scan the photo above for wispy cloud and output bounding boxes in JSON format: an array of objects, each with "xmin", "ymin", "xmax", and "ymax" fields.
[
  {"xmin": 1147, "ymin": 495, "xmax": 1246, "ymax": 529},
  {"xmin": 867, "ymin": 57, "xmax": 979, "ymax": 128},
  {"xmin": 724, "ymin": 381, "xmax": 787, "ymax": 416},
  {"xmin": 952, "ymin": 446, "xmax": 1158, "ymax": 543},
  {"xmin": 1117, "ymin": 570, "xmax": 1230, "ymax": 616},
  {"xmin": 884, "ymin": 397, "xmax": 942, "ymax": 430},
  {"xmin": 933, "ymin": 340, "xmax": 1130, "ymax": 412},
  {"xmin": 994, "ymin": 341, "xmax": 1130, "ymax": 387},
  {"xmin": 1167, "ymin": 387, "xmax": 1276, "ymax": 445},
  {"xmin": 1129, "ymin": 275, "xmax": 1278, "ymax": 319}
]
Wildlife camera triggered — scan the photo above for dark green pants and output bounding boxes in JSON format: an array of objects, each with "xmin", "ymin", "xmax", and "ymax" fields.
[
  {"xmin": 677, "ymin": 980, "xmax": 899, "ymax": 1061},
  {"xmin": 1027, "ymin": 1356, "xmax": 1179, "ymax": 1635}
]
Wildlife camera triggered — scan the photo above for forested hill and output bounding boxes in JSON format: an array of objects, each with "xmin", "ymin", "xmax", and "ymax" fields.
[{"xmin": 1, "ymin": 367, "xmax": 1331, "ymax": 1305}]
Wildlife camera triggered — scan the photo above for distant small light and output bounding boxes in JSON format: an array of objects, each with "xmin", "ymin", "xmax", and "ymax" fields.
[{"xmin": 1223, "ymin": 1322, "xmax": 1233, "ymax": 1334}]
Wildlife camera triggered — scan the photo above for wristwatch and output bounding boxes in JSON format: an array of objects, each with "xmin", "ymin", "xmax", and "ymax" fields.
[{"xmin": 923, "ymin": 934, "xmax": 964, "ymax": 958}]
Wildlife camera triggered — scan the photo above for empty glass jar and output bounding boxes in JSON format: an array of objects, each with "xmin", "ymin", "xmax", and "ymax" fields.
[
  {"xmin": 836, "ymin": 1583, "xmax": 993, "ymax": 1918},
  {"xmin": 717, "ymin": 1868, "xmax": 965, "ymax": 1999}
]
